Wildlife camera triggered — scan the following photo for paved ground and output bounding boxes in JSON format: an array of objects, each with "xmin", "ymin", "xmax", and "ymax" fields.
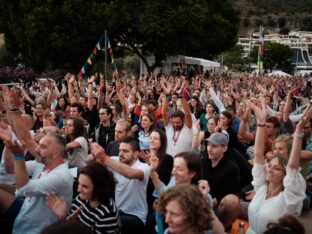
[{"xmin": 299, "ymin": 210, "xmax": 312, "ymax": 233}]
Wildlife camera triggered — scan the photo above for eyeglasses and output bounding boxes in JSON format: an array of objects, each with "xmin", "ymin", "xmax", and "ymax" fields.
[{"xmin": 99, "ymin": 113, "xmax": 106, "ymax": 115}]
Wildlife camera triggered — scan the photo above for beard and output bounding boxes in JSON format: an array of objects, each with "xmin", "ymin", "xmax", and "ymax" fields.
[{"xmin": 173, "ymin": 125, "xmax": 183, "ymax": 131}]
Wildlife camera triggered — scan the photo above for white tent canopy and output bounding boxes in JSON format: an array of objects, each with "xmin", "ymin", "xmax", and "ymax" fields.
[{"xmin": 268, "ymin": 70, "xmax": 292, "ymax": 77}]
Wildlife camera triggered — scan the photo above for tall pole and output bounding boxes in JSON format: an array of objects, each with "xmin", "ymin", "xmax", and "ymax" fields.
[{"xmin": 104, "ymin": 30, "xmax": 108, "ymax": 81}]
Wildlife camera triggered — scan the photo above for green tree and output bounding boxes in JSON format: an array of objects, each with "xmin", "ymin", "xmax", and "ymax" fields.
[
  {"xmin": 0, "ymin": 0, "xmax": 240, "ymax": 73},
  {"xmin": 219, "ymin": 45, "xmax": 244, "ymax": 70},
  {"xmin": 249, "ymin": 42, "xmax": 293, "ymax": 73}
]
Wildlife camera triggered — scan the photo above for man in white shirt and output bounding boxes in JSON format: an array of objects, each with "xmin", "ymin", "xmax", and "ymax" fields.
[
  {"xmin": 91, "ymin": 136, "xmax": 150, "ymax": 234},
  {"xmin": 162, "ymin": 96, "xmax": 193, "ymax": 156},
  {"xmin": 0, "ymin": 133, "xmax": 73, "ymax": 234}
]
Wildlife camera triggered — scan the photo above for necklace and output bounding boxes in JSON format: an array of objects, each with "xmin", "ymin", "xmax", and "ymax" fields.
[{"xmin": 173, "ymin": 130, "xmax": 181, "ymax": 146}]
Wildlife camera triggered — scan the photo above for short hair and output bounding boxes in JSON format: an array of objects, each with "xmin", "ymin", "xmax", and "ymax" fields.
[
  {"xmin": 170, "ymin": 110, "xmax": 185, "ymax": 121},
  {"xmin": 266, "ymin": 116, "xmax": 280, "ymax": 129},
  {"xmin": 79, "ymin": 162, "xmax": 115, "ymax": 205},
  {"xmin": 70, "ymin": 102, "xmax": 83, "ymax": 113},
  {"xmin": 116, "ymin": 119, "xmax": 132, "ymax": 132},
  {"xmin": 154, "ymin": 184, "xmax": 213, "ymax": 233},
  {"xmin": 46, "ymin": 132, "xmax": 67, "ymax": 156},
  {"xmin": 100, "ymin": 105, "xmax": 113, "ymax": 120},
  {"xmin": 47, "ymin": 132, "xmax": 67, "ymax": 148},
  {"xmin": 120, "ymin": 136, "xmax": 140, "ymax": 152},
  {"xmin": 174, "ymin": 151, "xmax": 202, "ymax": 184}
]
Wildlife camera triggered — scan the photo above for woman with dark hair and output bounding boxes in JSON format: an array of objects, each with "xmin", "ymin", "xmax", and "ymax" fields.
[
  {"xmin": 199, "ymin": 101, "xmax": 218, "ymax": 131},
  {"xmin": 217, "ymin": 110, "xmax": 243, "ymax": 152},
  {"xmin": 47, "ymin": 162, "xmax": 121, "ymax": 234},
  {"xmin": 32, "ymin": 102, "xmax": 46, "ymax": 132},
  {"xmin": 189, "ymin": 96, "xmax": 204, "ymax": 120},
  {"xmin": 54, "ymin": 95, "xmax": 69, "ymax": 129},
  {"xmin": 64, "ymin": 117, "xmax": 88, "ymax": 168},
  {"xmin": 154, "ymin": 184, "xmax": 214, "ymax": 234},
  {"xmin": 144, "ymin": 129, "xmax": 173, "ymax": 234},
  {"xmin": 138, "ymin": 113, "xmax": 156, "ymax": 150}
]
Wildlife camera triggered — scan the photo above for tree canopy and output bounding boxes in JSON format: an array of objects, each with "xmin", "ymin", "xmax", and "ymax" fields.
[
  {"xmin": 0, "ymin": 0, "xmax": 240, "ymax": 73},
  {"xmin": 249, "ymin": 42, "xmax": 293, "ymax": 73}
]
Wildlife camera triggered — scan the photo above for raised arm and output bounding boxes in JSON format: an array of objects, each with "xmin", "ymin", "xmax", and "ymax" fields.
[
  {"xmin": 68, "ymin": 74, "xmax": 76, "ymax": 104},
  {"xmin": 162, "ymin": 96, "xmax": 170, "ymax": 126},
  {"xmin": 238, "ymin": 103, "xmax": 255, "ymax": 141},
  {"xmin": 91, "ymin": 143, "xmax": 146, "ymax": 180},
  {"xmin": 97, "ymin": 73, "xmax": 105, "ymax": 110},
  {"xmin": 180, "ymin": 97, "xmax": 192, "ymax": 129},
  {"xmin": 87, "ymin": 75, "xmax": 96, "ymax": 111},
  {"xmin": 252, "ymin": 99, "xmax": 267, "ymax": 165},
  {"xmin": 5, "ymin": 139, "xmax": 29, "ymax": 189},
  {"xmin": 283, "ymin": 89, "xmax": 294, "ymax": 122},
  {"xmin": 288, "ymin": 106, "xmax": 312, "ymax": 170}
]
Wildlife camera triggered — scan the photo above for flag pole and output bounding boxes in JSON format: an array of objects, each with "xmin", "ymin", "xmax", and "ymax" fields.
[{"xmin": 104, "ymin": 29, "xmax": 108, "ymax": 81}]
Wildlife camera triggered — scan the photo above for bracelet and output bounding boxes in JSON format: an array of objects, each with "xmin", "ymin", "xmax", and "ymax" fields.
[
  {"xmin": 88, "ymin": 82, "xmax": 93, "ymax": 85},
  {"xmin": 14, "ymin": 154, "xmax": 25, "ymax": 161},
  {"xmin": 241, "ymin": 116, "xmax": 247, "ymax": 122},
  {"xmin": 293, "ymin": 132, "xmax": 304, "ymax": 139},
  {"xmin": 257, "ymin": 123, "xmax": 266, "ymax": 127},
  {"xmin": 102, "ymin": 154, "xmax": 109, "ymax": 164}
]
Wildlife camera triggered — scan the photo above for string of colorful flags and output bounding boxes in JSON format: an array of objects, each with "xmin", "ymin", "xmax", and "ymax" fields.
[{"xmin": 78, "ymin": 34, "xmax": 118, "ymax": 78}]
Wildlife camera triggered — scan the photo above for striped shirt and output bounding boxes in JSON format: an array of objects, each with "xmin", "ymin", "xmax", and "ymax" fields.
[{"xmin": 70, "ymin": 195, "xmax": 121, "ymax": 234}]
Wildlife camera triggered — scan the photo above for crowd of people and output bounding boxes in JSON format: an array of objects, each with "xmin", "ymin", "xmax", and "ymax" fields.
[{"xmin": 0, "ymin": 71, "xmax": 311, "ymax": 234}]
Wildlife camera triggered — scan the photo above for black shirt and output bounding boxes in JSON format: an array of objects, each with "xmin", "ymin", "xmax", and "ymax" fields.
[
  {"xmin": 202, "ymin": 154, "xmax": 240, "ymax": 202},
  {"xmin": 106, "ymin": 141, "xmax": 120, "ymax": 157}
]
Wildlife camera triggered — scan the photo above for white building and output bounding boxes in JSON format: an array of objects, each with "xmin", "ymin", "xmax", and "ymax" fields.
[{"xmin": 140, "ymin": 55, "xmax": 220, "ymax": 76}]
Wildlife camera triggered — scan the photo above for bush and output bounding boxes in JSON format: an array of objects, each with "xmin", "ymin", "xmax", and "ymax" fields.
[{"xmin": 0, "ymin": 66, "xmax": 37, "ymax": 84}]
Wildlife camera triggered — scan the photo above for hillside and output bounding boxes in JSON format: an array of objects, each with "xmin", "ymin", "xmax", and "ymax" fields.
[{"xmin": 232, "ymin": 0, "xmax": 312, "ymax": 36}]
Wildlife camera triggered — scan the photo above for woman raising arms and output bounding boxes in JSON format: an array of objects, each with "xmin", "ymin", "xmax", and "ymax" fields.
[{"xmin": 246, "ymin": 100, "xmax": 310, "ymax": 234}]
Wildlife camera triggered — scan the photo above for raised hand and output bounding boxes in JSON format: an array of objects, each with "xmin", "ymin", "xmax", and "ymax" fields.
[
  {"xmin": 297, "ymin": 105, "xmax": 312, "ymax": 130},
  {"xmin": 46, "ymin": 194, "xmax": 68, "ymax": 221},
  {"xmin": 4, "ymin": 139, "xmax": 25, "ymax": 155},
  {"xmin": 69, "ymin": 74, "xmax": 76, "ymax": 84},
  {"xmin": 149, "ymin": 154, "xmax": 159, "ymax": 172},
  {"xmin": 251, "ymin": 98, "xmax": 267, "ymax": 123},
  {"xmin": 0, "ymin": 121, "xmax": 12, "ymax": 142},
  {"xmin": 88, "ymin": 75, "xmax": 96, "ymax": 84},
  {"xmin": 90, "ymin": 142, "xmax": 106, "ymax": 161},
  {"xmin": 198, "ymin": 179, "xmax": 210, "ymax": 197}
]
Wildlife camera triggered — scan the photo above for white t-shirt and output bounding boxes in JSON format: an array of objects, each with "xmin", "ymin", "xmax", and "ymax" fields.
[
  {"xmin": 111, "ymin": 157, "xmax": 150, "ymax": 223},
  {"xmin": 165, "ymin": 123, "xmax": 193, "ymax": 157},
  {"xmin": 67, "ymin": 136, "xmax": 88, "ymax": 168}
]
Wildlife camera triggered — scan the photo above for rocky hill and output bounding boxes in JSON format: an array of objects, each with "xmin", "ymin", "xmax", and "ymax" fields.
[{"xmin": 232, "ymin": 0, "xmax": 312, "ymax": 36}]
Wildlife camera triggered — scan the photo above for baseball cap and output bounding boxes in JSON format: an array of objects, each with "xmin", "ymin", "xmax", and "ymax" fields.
[{"xmin": 205, "ymin": 132, "xmax": 229, "ymax": 145}]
